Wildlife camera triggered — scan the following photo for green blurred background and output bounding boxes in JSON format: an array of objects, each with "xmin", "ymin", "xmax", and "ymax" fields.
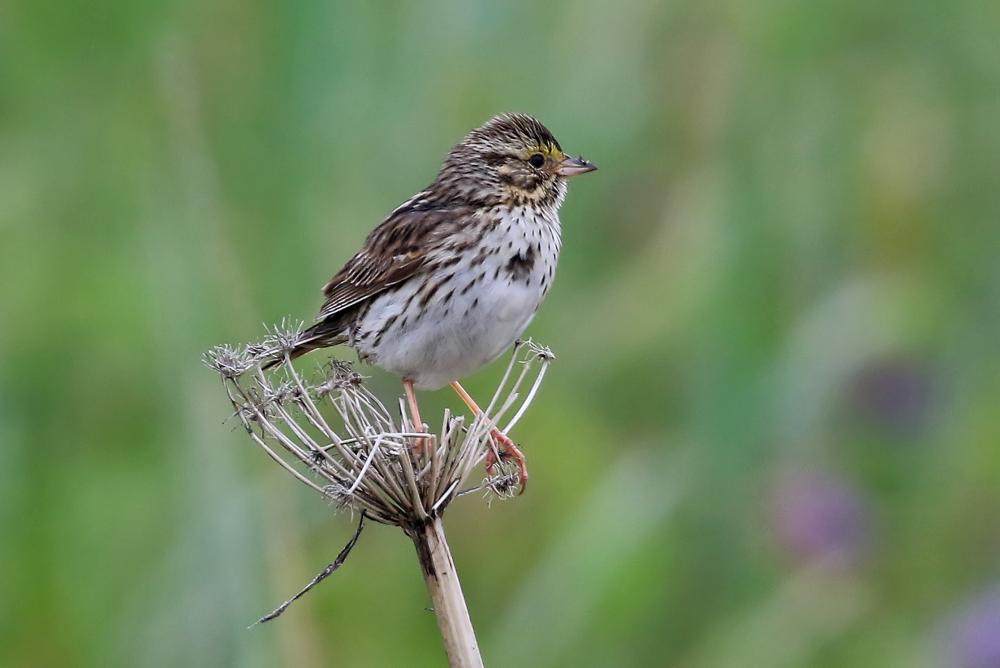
[{"xmin": 3, "ymin": 1, "xmax": 1000, "ymax": 666}]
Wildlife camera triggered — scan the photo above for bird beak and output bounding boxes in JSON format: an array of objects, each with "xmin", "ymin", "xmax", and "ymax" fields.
[{"xmin": 556, "ymin": 154, "xmax": 598, "ymax": 177}]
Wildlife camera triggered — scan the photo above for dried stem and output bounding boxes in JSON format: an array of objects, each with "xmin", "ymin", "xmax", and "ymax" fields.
[
  {"xmin": 408, "ymin": 516, "xmax": 483, "ymax": 668},
  {"xmin": 252, "ymin": 513, "xmax": 367, "ymax": 626}
]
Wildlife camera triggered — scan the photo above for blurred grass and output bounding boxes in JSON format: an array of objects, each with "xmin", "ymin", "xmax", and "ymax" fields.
[{"xmin": 2, "ymin": 1, "xmax": 1000, "ymax": 666}]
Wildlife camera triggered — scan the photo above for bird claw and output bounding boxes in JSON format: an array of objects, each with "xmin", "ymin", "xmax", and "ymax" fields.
[{"xmin": 485, "ymin": 428, "xmax": 528, "ymax": 494}]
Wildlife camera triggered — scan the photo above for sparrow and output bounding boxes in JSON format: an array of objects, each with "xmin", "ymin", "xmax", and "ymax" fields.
[{"xmin": 273, "ymin": 113, "xmax": 596, "ymax": 492}]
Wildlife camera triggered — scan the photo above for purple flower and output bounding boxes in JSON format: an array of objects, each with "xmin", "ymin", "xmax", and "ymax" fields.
[
  {"xmin": 852, "ymin": 358, "xmax": 934, "ymax": 436},
  {"xmin": 941, "ymin": 588, "xmax": 1000, "ymax": 668},
  {"xmin": 770, "ymin": 469, "xmax": 871, "ymax": 569}
]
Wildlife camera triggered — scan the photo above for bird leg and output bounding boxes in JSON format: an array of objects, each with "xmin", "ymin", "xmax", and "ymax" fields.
[
  {"xmin": 450, "ymin": 381, "xmax": 528, "ymax": 493},
  {"xmin": 403, "ymin": 378, "xmax": 428, "ymax": 454}
]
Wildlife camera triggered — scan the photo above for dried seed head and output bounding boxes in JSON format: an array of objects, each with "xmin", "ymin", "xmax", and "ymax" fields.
[
  {"xmin": 262, "ymin": 318, "xmax": 309, "ymax": 357},
  {"xmin": 486, "ymin": 468, "xmax": 521, "ymax": 500},
  {"xmin": 203, "ymin": 344, "xmax": 254, "ymax": 379},
  {"xmin": 244, "ymin": 342, "xmax": 271, "ymax": 362},
  {"xmin": 264, "ymin": 381, "xmax": 298, "ymax": 406},
  {"xmin": 207, "ymin": 322, "xmax": 554, "ymax": 525},
  {"xmin": 524, "ymin": 339, "xmax": 556, "ymax": 362},
  {"xmin": 327, "ymin": 359, "xmax": 366, "ymax": 388}
]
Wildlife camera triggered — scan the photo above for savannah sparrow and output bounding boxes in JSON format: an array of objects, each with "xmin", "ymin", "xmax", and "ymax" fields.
[{"xmin": 275, "ymin": 113, "xmax": 596, "ymax": 491}]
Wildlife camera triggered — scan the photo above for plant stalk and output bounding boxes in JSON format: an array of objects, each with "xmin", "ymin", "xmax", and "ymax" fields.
[{"xmin": 409, "ymin": 516, "xmax": 483, "ymax": 668}]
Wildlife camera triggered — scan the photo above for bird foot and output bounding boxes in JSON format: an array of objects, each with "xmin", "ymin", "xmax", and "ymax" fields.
[{"xmin": 485, "ymin": 428, "xmax": 528, "ymax": 494}]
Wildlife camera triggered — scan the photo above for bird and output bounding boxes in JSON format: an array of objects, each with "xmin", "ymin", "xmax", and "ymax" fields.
[{"xmin": 271, "ymin": 113, "xmax": 596, "ymax": 492}]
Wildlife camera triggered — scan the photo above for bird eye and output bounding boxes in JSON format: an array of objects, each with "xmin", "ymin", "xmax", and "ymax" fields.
[{"xmin": 528, "ymin": 153, "xmax": 545, "ymax": 168}]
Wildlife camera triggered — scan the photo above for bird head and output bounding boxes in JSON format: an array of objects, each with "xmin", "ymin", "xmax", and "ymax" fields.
[{"xmin": 434, "ymin": 113, "xmax": 597, "ymax": 209}]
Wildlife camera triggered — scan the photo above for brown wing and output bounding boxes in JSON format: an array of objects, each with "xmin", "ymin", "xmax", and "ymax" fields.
[
  {"xmin": 316, "ymin": 201, "xmax": 469, "ymax": 321},
  {"xmin": 317, "ymin": 249, "xmax": 424, "ymax": 319}
]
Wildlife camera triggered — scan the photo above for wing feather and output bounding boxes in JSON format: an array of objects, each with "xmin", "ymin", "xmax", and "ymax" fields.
[
  {"xmin": 317, "ymin": 250, "xmax": 424, "ymax": 318},
  {"xmin": 314, "ymin": 203, "xmax": 470, "ymax": 321}
]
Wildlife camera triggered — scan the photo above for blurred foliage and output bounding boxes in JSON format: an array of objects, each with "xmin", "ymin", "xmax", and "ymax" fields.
[{"xmin": 2, "ymin": 1, "xmax": 1000, "ymax": 666}]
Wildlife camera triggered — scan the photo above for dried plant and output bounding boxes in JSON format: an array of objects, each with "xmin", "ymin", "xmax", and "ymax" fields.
[{"xmin": 204, "ymin": 320, "xmax": 554, "ymax": 667}]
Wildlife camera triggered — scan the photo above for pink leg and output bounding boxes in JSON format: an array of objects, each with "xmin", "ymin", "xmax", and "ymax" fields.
[
  {"xmin": 450, "ymin": 381, "xmax": 528, "ymax": 494},
  {"xmin": 403, "ymin": 378, "xmax": 428, "ymax": 454}
]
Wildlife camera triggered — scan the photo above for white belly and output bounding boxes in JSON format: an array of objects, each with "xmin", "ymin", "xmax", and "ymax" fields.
[{"xmin": 354, "ymin": 208, "xmax": 560, "ymax": 389}]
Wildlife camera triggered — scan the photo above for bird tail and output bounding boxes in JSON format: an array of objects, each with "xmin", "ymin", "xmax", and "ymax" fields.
[{"xmin": 262, "ymin": 320, "xmax": 348, "ymax": 370}]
